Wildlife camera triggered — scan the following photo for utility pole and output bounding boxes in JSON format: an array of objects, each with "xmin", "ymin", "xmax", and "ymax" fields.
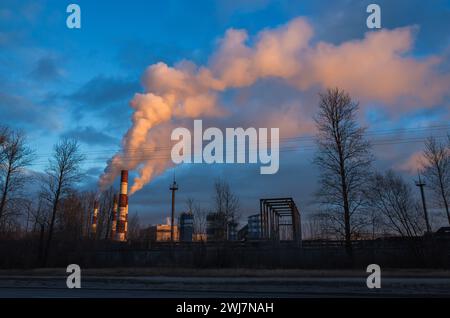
[
  {"xmin": 415, "ymin": 173, "xmax": 431, "ymax": 233},
  {"xmin": 170, "ymin": 177, "xmax": 178, "ymax": 242}
]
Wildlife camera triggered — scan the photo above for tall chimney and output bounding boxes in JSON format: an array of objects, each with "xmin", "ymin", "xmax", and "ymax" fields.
[
  {"xmin": 110, "ymin": 194, "xmax": 118, "ymax": 240},
  {"xmin": 91, "ymin": 200, "xmax": 99, "ymax": 238},
  {"xmin": 115, "ymin": 170, "xmax": 128, "ymax": 242}
]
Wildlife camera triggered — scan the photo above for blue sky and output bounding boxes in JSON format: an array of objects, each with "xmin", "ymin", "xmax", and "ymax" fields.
[{"xmin": 1, "ymin": 0, "xmax": 450, "ymax": 226}]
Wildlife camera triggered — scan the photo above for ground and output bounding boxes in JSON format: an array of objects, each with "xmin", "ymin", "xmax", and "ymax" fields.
[{"xmin": 0, "ymin": 268, "xmax": 449, "ymax": 297}]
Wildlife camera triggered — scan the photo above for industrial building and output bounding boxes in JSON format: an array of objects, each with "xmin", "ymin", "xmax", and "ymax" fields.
[
  {"xmin": 237, "ymin": 225, "xmax": 247, "ymax": 241},
  {"xmin": 227, "ymin": 221, "xmax": 238, "ymax": 241},
  {"xmin": 179, "ymin": 212, "xmax": 194, "ymax": 242},
  {"xmin": 248, "ymin": 214, "xmax": 261, "ymax": 239},
  {"xmin": 151, "ymin": 222, "xmax": 179, "ymax": 241},
  {"xmin": 237, "ymin": 214, "xmax": 261, "ymax": 241},
  {"xmin": 142, "ymin": 219, "xmax": 179, "ymax": 242},
  {"xmin": 140, "ymin": 215, "xmax": 208, "ymax": 243},
  {"xmin": 193, "ymin": 233, "xmax": 207, "ymax": 242}
]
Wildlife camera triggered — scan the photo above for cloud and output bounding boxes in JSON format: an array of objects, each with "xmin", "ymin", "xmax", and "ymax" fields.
[
  {"xmin": 214, "ymin": 0, "xmax": 272, "ymax": 22},
  {"xmin": 100, "ymin": 17, "xmax": 450, "ymax": 194},
  {"xmin": 61, "ymin": 126, "xmax": 119, "ymax": 146},
  {"xmin": 209, "ymin": 20, "xmax": 449, "ymax": 106},
  {"xmin": 304, "ymin": 0, "xmax": 450, "ymax": 53},
  {"xmin": 0, "ymin": 8, "xmax": 12, "ymax": 21},
  {"xmin": 69, "ymin": 75, "xmax": 139, "ymax": 107},
  {"xmin": 117, "ymin": 40, "xmax": 195, "ymax": 71},
  {"xmin": 0, "ymin": 30, "xmax": 21, "ymax": 46},
  {"xmin": 0, "ymin": 90, "xmax": 60, "ymax": 130},
  {"xmin": 397, "ymin": 151, "xmax": 425, "ymax": 173},
  {"xmin": 20, "ymin": 1, "xmax": 43, "ymax": 24},
  {"xmin": 85, "ymin": 166, "xmax": 104, "ymax": 177},
  {"xmin": 298, "ymin": 28, "xmax": 448, "ymax": 107},
  {"xmin": 30, "ymin": 56, "xmax": 63, "ymax": 81}
]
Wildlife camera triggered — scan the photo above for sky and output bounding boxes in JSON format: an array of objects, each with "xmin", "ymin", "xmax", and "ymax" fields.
[{"xmin": 1, "ymin": 0, "xmax": 450, "ymax": 227}]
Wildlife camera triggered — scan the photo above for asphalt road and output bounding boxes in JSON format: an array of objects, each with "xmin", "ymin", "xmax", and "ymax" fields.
[{"xmin": 0, "ymin": 275, "xmax": 449, "ymax": 297}]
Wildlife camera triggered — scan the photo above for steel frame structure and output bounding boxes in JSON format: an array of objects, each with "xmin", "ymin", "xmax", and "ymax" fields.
[{"xmin": 259, "ymin": 198, "xmax": 302, "ymax": 244}]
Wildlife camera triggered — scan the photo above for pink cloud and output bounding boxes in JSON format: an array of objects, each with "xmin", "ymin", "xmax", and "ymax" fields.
[{"xmin": 397, "ymin": 151, "xmax": 425, "ymax": 173}]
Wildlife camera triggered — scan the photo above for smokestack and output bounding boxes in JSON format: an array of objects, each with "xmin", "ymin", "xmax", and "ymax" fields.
[
  {"xmin": 115, "ymin": 170, "xmax": 128, "ymax": 242},
  {"xmin": 91, "ymin": 201, "xmax": 99, "ymax": 238},
  {"xmin": 110, "ymin": 194, "xmax": 118, "ymax": 240}
]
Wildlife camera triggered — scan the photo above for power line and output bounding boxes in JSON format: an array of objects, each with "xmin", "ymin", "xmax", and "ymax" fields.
[
  {"xmin": 29, "ymin": 134, "xmax": 449, "ymax": 164},
  {"xmin": 31, "ymin": 124, "xmax": 450, "ymax": 158},
  {"xmin": 27, "ymin": 133, "xmax": 449, "ymax": 167}
]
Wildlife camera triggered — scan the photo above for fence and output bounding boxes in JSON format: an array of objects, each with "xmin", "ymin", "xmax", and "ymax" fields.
[{"xmin": 0, "ymin": 237, "xmax": 449, "ymax": 269}]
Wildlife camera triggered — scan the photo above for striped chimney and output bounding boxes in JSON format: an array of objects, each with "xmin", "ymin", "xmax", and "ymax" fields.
[
  {"xmin": 110, "ymin": 194, "xmax": 118, "ymax": 240},
  {"xmin": 115, "ymin": 170, "xmax": 128, "ymax": 242},
  {"xmin": 91, "ymin": 201, "xmax": 99, "ymax": 238}
]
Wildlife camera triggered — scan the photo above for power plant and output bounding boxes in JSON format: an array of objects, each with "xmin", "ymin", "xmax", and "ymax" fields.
[{"xmin": 89, "ymin": 170, "xmax": 302, "ymax": 246}]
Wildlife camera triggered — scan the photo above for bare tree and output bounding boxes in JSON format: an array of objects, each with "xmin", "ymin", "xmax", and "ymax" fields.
[
  {"xmin": 30, "ymin": 194, "xmax": 50, "ymax": 232},
  {"xmin": 0, "ymin": 129, "xmax": 34, "ymax": 227},
  {"xmin": 305, "ymin": 211, "xmax": 332, "ymax": 240},
  {"xmin": 423, "ymin": 136, "xmax": 450, "ymax": 225},
  {"xmin": 186, "ymin": 197, "xmax": 207, "ymax": 238},
  {"xmin": 314, "ymin": 88, "xmax": 373, "ymax": 255},
  {"xmin": 58, "ymin": 190, "xmax": 85, "ymax": 241},
  {"xmin": 99, "ymin": 187, "xmax": 115, "ymax": 240},
  {"xmin": 313, "ymin": 207, "xmax": 369, "ymax": 240},
  {"xmin": 41, "ymin": 138, "xmax": 85, "ymax": 265},
  {"xmin": 213, "ymin": 178, "xmax": 240, "ymax": 240},
  {"xmin": 127, "ymin": 212, "xmax": 141, "ymax": 241},
  {"xmin": 366, "ymin": 170, "xmax": 424, "ymax": 237},
  {"xmin": 0, "ymin": 126, "xmax": 9, "ymax": 162},
  {"xmin": 79, "ymin": 190, "xmax": 96, "ymax": 238}
]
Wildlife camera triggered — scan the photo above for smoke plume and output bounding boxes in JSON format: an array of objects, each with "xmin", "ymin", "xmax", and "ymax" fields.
[{"xmin": 99, "ymin": 17, "xmax": 450, "ymax": 194}]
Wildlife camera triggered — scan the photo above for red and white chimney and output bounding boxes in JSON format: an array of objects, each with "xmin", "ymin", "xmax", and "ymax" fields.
[
  {"xmin": 115, "ymin": 170, "xmax": 128, "ymax": 242},
  {"xmin": 91, "ymin": 200, "xmax": 99, "ymax": 238},
  {"xmin": 111, "ymin": 194, "xmax": 118, "ymax": 240}
]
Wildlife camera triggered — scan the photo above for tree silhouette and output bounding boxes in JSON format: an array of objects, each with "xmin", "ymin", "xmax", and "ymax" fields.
[
  {"xmin": 41, "ymin": 138, "xmax": 85, "ymax": 266},
  {"xmin": 423, "ymin": 136, "xmax": 450, "ymax": 225},
  {"xmin": 314, "ymin": 88, "xmax": 373, "ymax": 256}
]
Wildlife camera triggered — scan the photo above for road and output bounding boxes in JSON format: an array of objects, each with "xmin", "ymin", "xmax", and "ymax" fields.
[{"xmin": 0, "ymin": 273, "xmax": 449, "ymax": 297}]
